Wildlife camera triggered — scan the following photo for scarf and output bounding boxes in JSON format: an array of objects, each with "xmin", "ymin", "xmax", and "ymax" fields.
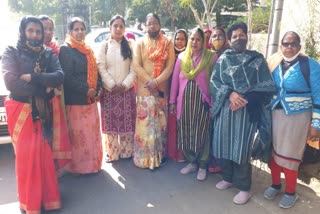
[
  {"xmin": 267, "ymin": 51, "xmax": 306, "ymax": 73},
  {"xmin": 65, "ymin": 36, "xmax": 98, "ymax": 103},
  {"xmin": 181, "ymin": 43, "xmax": 213, "ymax": 80},
  {"xmin": 46, "ymin": 41, "xmax": 60, "ymax": 56},
  {"xmin": 145, "ymin": 33, "xmax": 170, "ymax": 78}
]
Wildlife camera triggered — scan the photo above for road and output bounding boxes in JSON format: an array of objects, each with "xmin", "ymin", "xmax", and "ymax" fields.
[{"xmin": 1, "ymin": 143, "xmax": 319, "ymax": 214}]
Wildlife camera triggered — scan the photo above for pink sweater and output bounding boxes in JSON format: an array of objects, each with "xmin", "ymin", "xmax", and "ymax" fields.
[{"xmin": 169, "ymin": 52, "xmax": 217, "ymax": 119}]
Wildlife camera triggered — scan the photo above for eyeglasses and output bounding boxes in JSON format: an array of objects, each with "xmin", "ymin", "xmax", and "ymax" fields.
[
  {"xmin": 282, "ymin": 42, "xmax": 300, "ymax": 48},
  {"xmin": 146, "ymin": 22, "xmax": 159, "ymax": 27}
]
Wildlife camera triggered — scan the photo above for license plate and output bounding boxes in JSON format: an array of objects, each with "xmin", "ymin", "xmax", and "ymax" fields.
[{"xmin": 0, "ymin": 111, "xmax": 7, "ymax": 124}]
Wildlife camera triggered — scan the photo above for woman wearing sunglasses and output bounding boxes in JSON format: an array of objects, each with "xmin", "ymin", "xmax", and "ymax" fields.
[{"xmin": 265, "ymin": 31, "xmax": 320, "ymax": 208}]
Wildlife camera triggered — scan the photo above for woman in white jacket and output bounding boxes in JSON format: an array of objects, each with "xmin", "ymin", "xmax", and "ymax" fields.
[{"xmin": 96, "ymin": 15, "xmax": 136, "ymax": 162}]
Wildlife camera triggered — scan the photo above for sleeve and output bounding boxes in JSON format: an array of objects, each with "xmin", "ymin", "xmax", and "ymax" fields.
[
  {"xmin": 121, "ymin": 40, "xmax": 136, "ymax": 89},
  {"xmin": 309, "ymin": 58, "xmax": 320, "ymax": 130},
  {"xmin": 59, "ymin": 45, "xmax": 89, "ymax": 94},
  {"xmin": 122, "ymin": 60, "xmax": 136, "ymax": 90},
  {"xmin": 96, "ymin": 41, "xmax": 116, "ymax": 91},
  {"xmin": 169, "ymin": 56, "xmax": 181, "ymax": 104},
  {"xmin": 1, "ymin": 47, "xmax": 46, "ymax": 97},
  {"xmin": 30, "ymin": 50, "xmax": 64, "ymax": 88},
  {"xmin": 210, "ymin": 58, "xmax": 232, "ymax": 117},
  {"xmin": 132, "ymin": 39, "xmax": 153, "ymax": 83},
  {"xmin": 154, "ymin": 39, "xmax": 175, "ymax": 84}
]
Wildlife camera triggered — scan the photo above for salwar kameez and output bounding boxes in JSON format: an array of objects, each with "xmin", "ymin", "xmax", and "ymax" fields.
[
  {"xmin": 178, "ymin": 81, "xmax": 211, "ymax": 168},
  {"xmin": 100, "ymin": 88, "xmax": 136, "ymax": 161},
  {"xmin": 210, "ymin": 49, "xmax": 276, "ymax": 191},
  {"xmin": 5, "ymin": 100, "xmax": 61, "ymax": 213}
]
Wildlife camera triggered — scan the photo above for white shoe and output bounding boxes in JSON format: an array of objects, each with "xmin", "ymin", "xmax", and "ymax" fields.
[
  {"xmin": 180, "ymin": 163, "xmax": 197, "ymax": 175},
  {"xmin": 216, "ymin": 180, "xmax": 233, "ymax": 190},
  {"xmin": 233, "ymin": 191, "xmax": 252, "ymax": 205},
  {"xmin": 197, "ymin": 168, "xmax": 207, "ymax": 181}
]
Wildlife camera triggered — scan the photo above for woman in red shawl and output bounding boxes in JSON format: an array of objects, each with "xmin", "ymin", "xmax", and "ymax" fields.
[{"xmin": 39, "ymin": 15, "xmax": 71, "ymax": 174}]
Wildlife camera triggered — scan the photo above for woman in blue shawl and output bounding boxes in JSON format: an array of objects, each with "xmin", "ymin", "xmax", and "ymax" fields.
[{"xmin": 210, "ymin": 22, "xmax": 275, "ymax": 205}]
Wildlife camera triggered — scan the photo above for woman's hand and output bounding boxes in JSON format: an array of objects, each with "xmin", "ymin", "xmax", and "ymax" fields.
[
  {"xmin": 144, "ymin": 79, "xmax": 158, "ymax": 90},
  {"xmin": 111, "ymin": 85, "xmax": 126, "ymax": 95},
  {"xmin": 20, "ymin": 74, "xmax": 31, "ymax": 82},
  {"xmin": 229, "ymin": 91, "xmax": 248, "ymax": 111},
  {"xmin": 308, "ymin": 127, "xmax": 320, "ymax": 142},
  {"xmin": 169, "ymin": 104, "xmax": 176, "ymax": 114},
  {"xmin": 87, "ymin": 88, "xmax": 97, "ymax": 99}
]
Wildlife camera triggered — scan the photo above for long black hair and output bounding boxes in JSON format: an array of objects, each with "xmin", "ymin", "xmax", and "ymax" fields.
[{"xmin": 109, "ymin": 15, "xmax": 132, "ymax": 60}]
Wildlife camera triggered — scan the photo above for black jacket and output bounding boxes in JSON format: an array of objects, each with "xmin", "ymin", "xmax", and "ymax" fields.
[
  {"xmin": 59, "ymin": 44, "xmax": 101, "ymax": 105},
  {"xmin": 1, "ymin": 46, "xmax": 64, "ymax": 103}
]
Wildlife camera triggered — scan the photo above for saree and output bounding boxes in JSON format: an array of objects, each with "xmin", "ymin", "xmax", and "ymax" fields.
[{"xmin": 5, "ymin": 99, "xmax": 61, "ymax": 213}]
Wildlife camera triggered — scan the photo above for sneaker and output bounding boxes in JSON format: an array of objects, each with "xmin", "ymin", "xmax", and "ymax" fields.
[
  {"xmin": 233, "ymin": 191, "xmax": 252, "ymax": 205},
  {"xmin": 263, "ymin": 186, "xmax": 280, "ymax": 200},
  {"xmin": 216, "ymin": 180, "xmax": 233, "ymax": 190},
  {"xmin": 180, "ymin": 163, "xmax": 197, "ymax": 175},
  {"xmin": 197, "ymin": 168, "xmax": 207, "ymax": 181},
  {"xmin": 279, "ymin": 194, "xmax": 299, "ymax": 209}
]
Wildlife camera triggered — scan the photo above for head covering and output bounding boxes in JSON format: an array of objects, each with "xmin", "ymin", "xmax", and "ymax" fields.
[
  {"xmin": 124, "ymin": 32, "xmax": 136, "ymax": 41},
  {"xmin": 204, "ymin": 28, "xmax": 212, "ymax": 34},
  {"xmin": 181, "ymin": 28, "xmax": 213, "ymax": 80},
  {"xmin": 18, "ymin": 16, "xmax": 53, "ymax": 141},
  {"xmin": 204, "ymin": 29, "xmax": 212, "ymax": 49},
  {"xmin": 17, "ymin": 16, "xmax": 44, "ymax": 53}
]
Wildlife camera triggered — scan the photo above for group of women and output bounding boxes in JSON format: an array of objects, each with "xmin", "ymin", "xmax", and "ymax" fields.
[{"xmin": 2, "ymin": 12, "xmax": 320, "ymax": 213}]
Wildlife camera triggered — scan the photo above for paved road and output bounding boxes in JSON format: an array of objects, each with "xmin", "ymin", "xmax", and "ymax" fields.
[{"xmin": 1, "ymin": 143, "xmax": 319, "ymax": 214}]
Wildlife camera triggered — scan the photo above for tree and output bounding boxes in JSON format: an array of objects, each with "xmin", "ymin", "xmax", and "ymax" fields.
[
  {"xmin": 179, "ymin": 0, "xmax": 218, "ymax": 29},
  {"xmin": 178, "ymin": 0, "xmax": 259, "ymax": 29},
  {"xmin": 234, "ymin": 0, "xmax": 271, "ymax": 33}
]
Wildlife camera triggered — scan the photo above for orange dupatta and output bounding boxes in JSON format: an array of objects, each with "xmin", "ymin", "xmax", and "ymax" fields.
[
  {"xmin": 65, "ymin": 36, "xmax": 98, "ymax": 103},
  {"xmin": 145, "ymin": 33, "xmax": 170, "ymax": 78}
]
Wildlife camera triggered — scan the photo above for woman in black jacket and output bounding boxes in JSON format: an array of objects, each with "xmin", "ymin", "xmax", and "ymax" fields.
[
  {"xmin": 59, "ymin": 17, "xmax": 103, "ymax": 174},
  {"xmin": 2, "ymin": 16, "xmax": 63, "ymax": 213}
]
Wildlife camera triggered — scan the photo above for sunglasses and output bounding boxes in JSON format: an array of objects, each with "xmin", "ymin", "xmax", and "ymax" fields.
[{"xmin": 282, "ymin": 42, "xmax": 300, "ymax": 48}]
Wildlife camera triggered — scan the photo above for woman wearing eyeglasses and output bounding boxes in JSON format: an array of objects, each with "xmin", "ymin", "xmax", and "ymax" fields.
[{"xmin": 265, "ymin": 31, "xmax": 320, "ymax": 208}]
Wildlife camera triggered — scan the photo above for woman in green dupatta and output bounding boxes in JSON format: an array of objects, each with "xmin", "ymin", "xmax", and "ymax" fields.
[
  {"xmin": 169, "ymin": 28, "xmax": 215, "ymax": 181},
  {"xmin": 210, "ymin": 22, "xmax": 276, "ymax": 204}
]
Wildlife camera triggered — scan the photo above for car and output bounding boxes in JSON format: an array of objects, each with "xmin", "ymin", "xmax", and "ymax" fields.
[
  {"xmin": 85, "ymin": 27, "xmax": 144, "ymax": 51},
  {"xmin": 0, "ymin": 62, "xmax": 11, "ymax": 144}
]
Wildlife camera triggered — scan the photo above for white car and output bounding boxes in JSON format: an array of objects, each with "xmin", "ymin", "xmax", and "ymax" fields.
[
  {"xmin": 0, "ymin": 62, "xmax": 11, "ymax": 144},
  {"xmin": 85, "ymin": 27, "xmax": 144, "ymax": 51}
]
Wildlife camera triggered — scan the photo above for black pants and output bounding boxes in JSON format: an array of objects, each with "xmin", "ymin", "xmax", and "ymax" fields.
[{"xmin": 221, "ymin": 159, "xmax": 252, "ymax": 191}]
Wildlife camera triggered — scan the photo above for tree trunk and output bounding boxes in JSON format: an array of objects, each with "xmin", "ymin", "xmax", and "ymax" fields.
[
  {"xmin": 190, "ymin": 4, "xmax": 203, "ymax": 28},
  {"xmin": 247, "ymin": 0, "xmax": 253, "ymax": 49},
  {"xmin": 267, "ymin": 0, "xmax": 284, "ymax": 57}
]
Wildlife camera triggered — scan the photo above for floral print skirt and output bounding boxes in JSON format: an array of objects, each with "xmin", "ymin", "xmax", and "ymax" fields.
[{"xmin": 133, "ymin": 96, "xmax": 167, "ymax": 170}]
